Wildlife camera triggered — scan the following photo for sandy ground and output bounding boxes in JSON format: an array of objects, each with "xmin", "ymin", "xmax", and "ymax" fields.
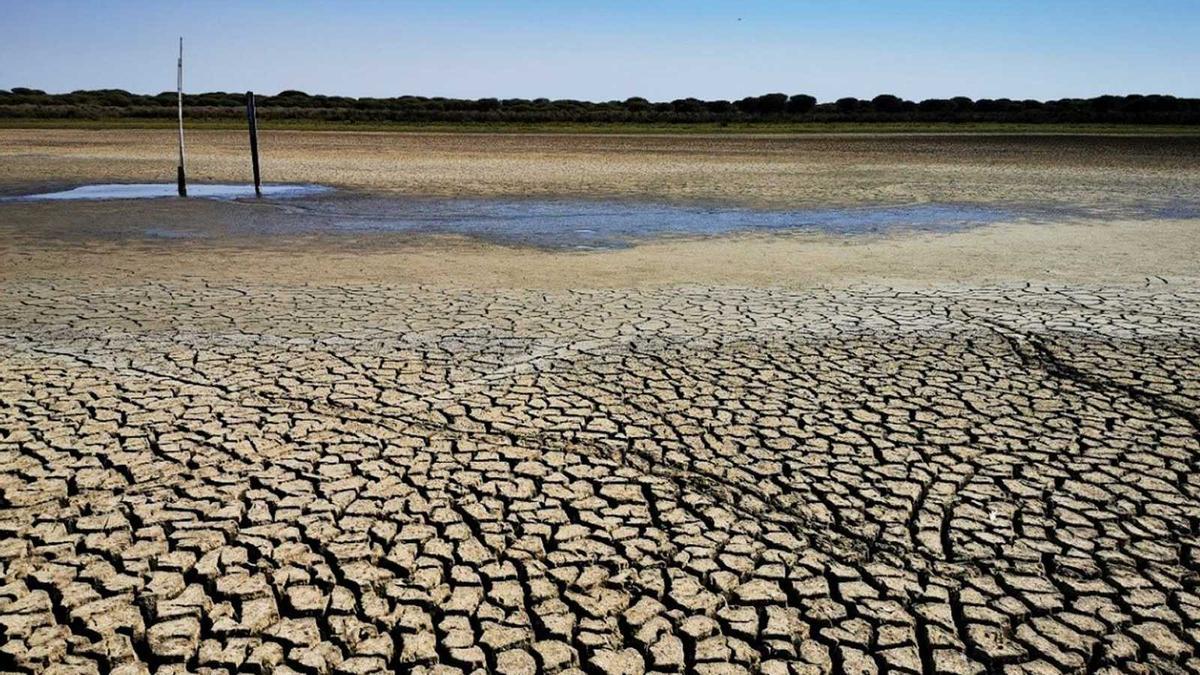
[
  {"xmin": 4, "ymin": 129, "xmax": 1200, "ymax": 210},
  {"xmin": 2, "ymin": 130, "xmax": 1200, "ymax": 673}
]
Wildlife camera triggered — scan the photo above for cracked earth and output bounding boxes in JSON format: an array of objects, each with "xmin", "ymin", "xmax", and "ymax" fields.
[{"xmin": 2, "ymin": 279, "xmax": 1199, "ymax": 674}]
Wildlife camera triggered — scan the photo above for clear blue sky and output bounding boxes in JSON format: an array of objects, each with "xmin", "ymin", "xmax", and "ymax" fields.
[{"xmin": 2, "ymin": 0, "xmax": 1197, "ymax": 102}]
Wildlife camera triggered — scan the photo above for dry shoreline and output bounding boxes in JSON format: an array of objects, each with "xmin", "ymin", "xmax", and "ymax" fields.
[{"xmin": 3, "ymin": 220, "xmax": 1199, "ymax": 289}]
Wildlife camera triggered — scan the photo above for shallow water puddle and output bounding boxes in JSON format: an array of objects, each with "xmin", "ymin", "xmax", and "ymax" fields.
[
  {"xmin": 5, "ymin": 183, "xmax": 1197, "ymax": 249},
  {"xmin": 10, "ymin": 183, "xmax": 329, "ymax": 201},
  {"xmin": 277, "ymin": 196, "xmax": 1032, "ymax": 248}
]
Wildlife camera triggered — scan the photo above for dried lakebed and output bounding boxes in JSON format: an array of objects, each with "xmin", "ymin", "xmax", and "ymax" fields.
[
  {"xmin": 2, "ymin": 280, "xmax": 1199, "ymax": 673},
  {"xmin": 6, "ymin": 184, "xmax": 1200, "ymax": 249}
]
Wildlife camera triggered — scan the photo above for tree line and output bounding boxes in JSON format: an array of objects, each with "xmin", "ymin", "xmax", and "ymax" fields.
[{"xmin": 2, "ymin": 88, "xmax": 1198, "ymax": 124}]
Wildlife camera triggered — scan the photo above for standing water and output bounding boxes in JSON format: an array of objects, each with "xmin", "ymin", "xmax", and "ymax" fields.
[{"xmin": 5, "ymin": 183, "xmax": 1199, "ymax": 249}]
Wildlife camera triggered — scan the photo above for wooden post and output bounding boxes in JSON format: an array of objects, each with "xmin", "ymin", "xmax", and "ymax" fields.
[
  {"xmin": 176, "ymin": 37, "xmax": 187, "ymax": 197},
  {"xmin": 246, "ymin": 91, "xmax": 262, "ymax": 197}
]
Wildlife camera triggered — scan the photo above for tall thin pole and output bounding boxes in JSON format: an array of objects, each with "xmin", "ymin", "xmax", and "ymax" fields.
[
  {"xmin": 176, "ymin": 37, "xmax": 187, "ymax": 197},
  {"xmin": 246, "ymin": 91, "xmax": 262, "ymax": 197}
]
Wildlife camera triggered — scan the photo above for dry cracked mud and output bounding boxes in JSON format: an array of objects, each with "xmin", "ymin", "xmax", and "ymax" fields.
[{"xmin": 2, "ymin": 280, "xmax": 1200, "ymax": 674}]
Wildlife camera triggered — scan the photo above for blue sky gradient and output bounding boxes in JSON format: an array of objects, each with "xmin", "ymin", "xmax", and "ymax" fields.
[{"xmin": 1, "ymin": 0, "xmax": 1197, "ymax": 101}]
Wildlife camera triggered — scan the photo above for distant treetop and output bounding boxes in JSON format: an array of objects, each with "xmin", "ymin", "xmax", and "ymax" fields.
[{"xmin": 0, "ymin": 89, "xmax": 1196, "ymax": 125}]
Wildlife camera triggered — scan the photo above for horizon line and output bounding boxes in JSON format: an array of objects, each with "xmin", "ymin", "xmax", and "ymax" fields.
[{"xmin": 4, "ymin": 87, "xmax": 1197, "ymax": 105}]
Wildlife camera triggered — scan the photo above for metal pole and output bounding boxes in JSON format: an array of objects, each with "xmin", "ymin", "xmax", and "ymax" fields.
[
  {"xmin": 176, "ymin": 37, "xmax": 187, "ymax": 197},
  {"xmin": 246, "ymin": 91, "xmax": 262, "ymax": 197}
]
